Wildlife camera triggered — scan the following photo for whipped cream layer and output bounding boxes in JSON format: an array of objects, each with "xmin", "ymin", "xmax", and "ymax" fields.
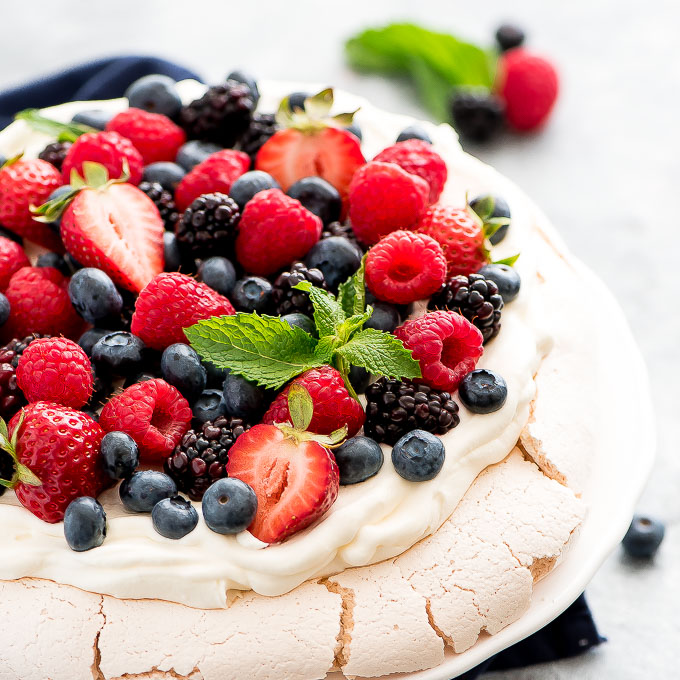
[{"xmin": 0, "ymin": 82, "xmax": 552, "ymax": 608}]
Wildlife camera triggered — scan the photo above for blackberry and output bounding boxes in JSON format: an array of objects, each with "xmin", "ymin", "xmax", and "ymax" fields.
[
  {"xmin": 179, "ymin": 81, "xmax": 256, "ymax": 148},
  {"xmin": 271, "ymin": 262, "xmax": 327, "ymax": 317},
  {"xmin": 428, "ymin": 273, "xmax": 503, "ymax": 343},
  {"xmin": 138, "ymin": 181, "xmax": 179, "ymax": 231},
  {"xmin": 238, "ymin": 113, "xmax": 279, "ymax": 163},
  {"xmin": 321, "ymin": 221, "xmax": 363, "ymax": 251},
  {"xmin": 451, "ymin": 90, "xmax": 505, "ymax": 143},
  {"xmin": 364, "ymin": 378, "xmax": 460, "ymax": 446},
  {"xmin": 164, "ymin": 416, "xmax": 250, "ymax": 501},
  {"xmin": 38, "ymin": 140, "xmax": 72, "ymax": 171},
  {"xmin": 175, "ymin": 193, "xmax": 240, "ymax": 264}
]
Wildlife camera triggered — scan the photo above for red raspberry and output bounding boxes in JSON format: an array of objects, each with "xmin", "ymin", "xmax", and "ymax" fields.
[
  {"xmin": 16, "ymin": 337, "xmax": 93, "ymax": 408},
  {"xmin": 7, "ymin": 402, "xmax": 107, "ymax": 523},
  {"xmin": 61, "ymin": 131, "xmax": 144, "ymax": 185},
  {"xmin": 106, "ymin": 108, "xmax": 186, "ymax": 165},
  {"xmin": 373, "ymin": 140, "xmax": 447, "ymax": 204},
  {"xmin": 413, "ymin": 205, "xmax": 487, "ymax": 276},
  {"xmin": 235, "ymin": 189, "xmax": 322, "ymax": 276},
  {"xmin": 99, "ymin": 378, "xmax": 192, "ymax": 464},
  {"xmin": 365, "ymin": 230, "xmax": 447, "ymax": 304},
  {"xmin": 496, "ymin": 49, "xmax": 559, "ymax": 131},
  {"xmin": 175, "ymin": 149, "xmax": 250, "ymax": 211},
  {"xmin": 0, "ymin": 158, "xmax": 64, "ymax": 251},
  {"xmin": 394, "ymin": 310, "xmax": 483, "ymax": 391},
  {"xmin": 348, "ymin": 161, "xmax": 429, "ymax": 246},
  {"xmin": 131, "ymin": 272, "xmax": 236, "ymax": 351},
  {"xmin": 262, "ymin": 366, "xmax": 365, "ymax": 438},
  {"xmin": 0, "ymin": 236, "xmax": 29, "ymax": 290},
  {"xmin": 1, "ymin": 267, "xmax": 86, "ymax": 343}
]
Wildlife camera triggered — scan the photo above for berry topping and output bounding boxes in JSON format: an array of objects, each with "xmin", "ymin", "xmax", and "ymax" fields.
[
  {"xmin": 142, "ymin": 162, "xmax": 186, "ymax": 192},
  {"xmin": 197, "ymin": 257, "xmax": 237, "ymax": 297},
  {"xmin": 176, "ymin": 140, "xmax": 222, "ymax": 171},
  {"xmin": 622, "ymin": 516, "xmax": 666, "ymax": 559},
  {"xmin": 230, "ymin": 276, "xmax": 274, "ymax": 313},
  {"xmin": 64, "ymin": 497, "xmax": 107, "ymax": 551},
  {"xmin": 191, "ymin": 389, "xmax": 227, "ymax": 425},
  {"xmin": 238, "ymin": 113, "xmax": 279, "ymax": 165},
  {"xmin": 335, "ymin": 435, "xmax": 384, "ymax": 485},
  {"xmin": 271, "ymin": 261, "xmax": 327, "ymax": 317},
  {"xmin": 68, "ymin": 268, "xmax": 123, "ymax": 324},
  {"xmin": 100, "ymin": 431, "xmax": 139, "ymax": 481},
  {"xmin": 0, "ymin": 236, "xmax": 30, "ymax": 290},
  {"xmin": 391, "ymin": 429, "xmax": 445, "ymax": 482},
  {"xmin": 304, "ymin": 236, "xmax": 362, "ymax": 292},
  {"xmin": 229, "ymin": 170, "xmax": 280, "ymax": 211},
  {"xmin": 202, "ymin": 477, "xmax": 258, "ymax": 535},
  {"xmin": 451, "ymin": 90, "xmax": 505, "ymax": 143},
  {"xmin": 152, "ymin": 495, "xmax": 199, "ymax": 540},
  {"xmin": 92, "ymin": 331, "xmax": 146, "ymax": 378},
  {"xmin": 282, "ymin": 313, "xmax": 316, "ymax": 336},
  {"xmin": 222, "ymin": 372, "xmax": 269, "ymax": 420},
  {"xmin": 38, "ymin": 140, "xmax": 72, "ymax": 172},
  {"xmin": 495, "ymin": 23, "xmax": 526, "ymax": 52},
  {"xmin": 477, "ymin": 263, "xmax": 521, "ymax": 303},
  {"xmin": 396, "ymin": 125, "xmax": 432, "ymax": 144},
  {"xmin": 125, "ymin": 74, "xmax": 182, "ymax": 118},
  {"xmin": 459, "ymin": 369, "xmax": 508, "ymax": 414},
  {"xmin": 119, "ymin": 470, "xmax": 177, "ymax": 513},
  {"xmin": 138, "ymin": 180, "xmax": 179, "ymax": 231},
  {"xmin": 287, "ymin": 176, "xmax": 342, "ymax": 225},
  {"xmin": 0, "ymin": 334, "xmax": 49, "ymax": 419},
  {"xmin": 364, "ymin": 302, "xmax": 401, "ymax": 333},
  {"xmin": 161, "ymin": 343, "xmax": 207, "ymax": 403},
  {"xmin": 469, "ymin": 194, "xmax": 511, "ymax": 245},
  {"xmin": 72, "ymin": 109, "xmax": 112, "ymax": 130}
]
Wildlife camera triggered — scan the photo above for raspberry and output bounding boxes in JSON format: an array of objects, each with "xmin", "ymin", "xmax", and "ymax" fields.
[
  {"xmin": 99, "ymin": 378, "xmax": 192, "ymax": 464},
  {"xmin": 61, "ymin": 131, "xmax": 144, "ymax": 185},
  {"xmin": 364, "ymin": 230, "xmax": 447, "ymax": 304},
  {"xmin": 262, "ymin": 365, "xmax": 365, "ymax": 438},
  {"xmin": 16, "ymin": 337, "xmax": 93, "ymax": 408},
  {"xmin": 394, "ymin": 310, "xmax": 483, "ymax": 391},
  {"xmin": 0, "ymin": 236, "xmax": 29, "ymax": 290},
  {"xmin": 106, "ymin": 108, "xmax": 186, "ymax": 165},
  {"xmin": 235, "ymin": 189, "xmax": 322, "ymax": 276},
  {"xmin": 175, "ymin": 149, "xmax": 250, "ymax": 211},
  {"xmin": 414, "ymin": 205, "xmax": 488, "ymax": 276},
  {"xmin": 496, "ymin": 49, "xmax": 559, "ymax": 131},
  {"xmin": 1, "ymin": 267, "xmax": 86, "ymax": 343},
  {"xmin": 131, "ymin": 272, "xmax": 236, "ymax": 351},
  {"xmin": 348, "ymin": 162, "xmax": 429, "ymax": 246},
  {"xmin": 373, "ymin": 140, "xmax": 447, "ymax": 204}
]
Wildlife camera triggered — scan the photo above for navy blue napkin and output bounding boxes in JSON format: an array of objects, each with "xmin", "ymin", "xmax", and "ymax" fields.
[{"xmin": 0, "ymin": 56, "xmax": 605, "ymax": 678}]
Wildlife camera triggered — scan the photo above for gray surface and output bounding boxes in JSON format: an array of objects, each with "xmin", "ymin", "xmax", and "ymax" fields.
[{"xmin": 1, "ymin": 1, "xmax": 678, "ymax": 677}]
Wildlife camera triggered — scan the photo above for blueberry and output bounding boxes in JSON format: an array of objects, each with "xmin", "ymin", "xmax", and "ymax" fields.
[
  {"xmin": 152, "ymin": 495, "xmax": 199, "ymax": 539},
  {"xmin": 163, "ymin": 231, "xmax": 182, "ymax": 271},
  {"xmin": 469, "ymin": 194, "xmax": 511, "ymax": 245},
  {"xmin": 349, "ymin": 365, "xmax": 371, "ymax": 394},
  {"xmin": 345, "ymin": 122, "xmax": 362, "ymax": 142},
  {"xmin": 72, "ymin": 109, "xmax": 113, "ymax": 130},
  {"xmin": 36, "ymin": 251, "xmax": 70, "ymax": 276},
  {"xmin": 120, "ymin": 470, "xmax": 177, "ymax": 513},
  {"xmin": 222, "ymin": 371, "xmax": 266, "ymax": 419},
  {"xmin": 92, "ymin": 331, "xmax": 146, "ymax": 377},
  {"xmin": 396, "ymin": 124, "xmax": 432, "ymax": 144},
  {"xmin": 304, "ymin": 236, "xmax": 362, "ymax": 291},
  {"xmin": 0, "ymin": 293, "xmax": 10, "ymax": 326},
  {"xmin": 495, "ymin": 23, "xmax": 526, "ymax": 52},
  {"xmin": 198, "ymin": 257, "xmax": 237, "ymax": 296},
  {"xmin": 124, "ymin": 370, "xmax": 159, "ymax": 388},
  {"xmin": 365, "ymin": 302, "xmax": 400, "ymax": 333},
  {"xmin": 68, "ymin": 268, "xmax": 123, "ymax": 323},
  {"xmin": 64, "ymin": 497, "xmax": 107, "ymax": 551},
  {"xmin": 44, "ymin": 184, "xmax": 74, "ymax": 230},
  {"xmin": 282, "ymin": 312, "xmax": 316, "ymax": 336},
  {"xmin": 176, "ymin": 140, "xmax": 222, "ymax": 171},
  {"xmin": 202, "ymin": 477, "xmax": 258, "ymax": 535},
  {"xmin": 0, "ymin": 154, "xmax": 6, "ymax": 167},
  {"xmin": 203, "ymin": 360, "xmax": 227, "ymax": 389},
  {"xmin": 622, "ymin": 515, "xmax": 665, "ymax": 558},
  {"xmin": 287, "ymin": 91, "xmax": 310, "ymax": 112},
  {"xmin": 229, "ymin": 170, "xmax": 280, "ymax": 210},
  {"xmin": 287, "ymin": 177, "xmax": 341, "ymax": 225},
  {"xmin": 192, "ymin": 389, "xmax": 227, "ymax": 425},
  {"xmin": 0, "ymin": 225, "xmax": 21, "ymax": 244},
  {"xmin": 100, "ymin": 431, "xmax": 139, "ymax": 480},
  {"xmin": 335, "ymin": 436, "xmax": 384, "ymax": 485},
  {"xmin": 142, "ymin": 162, "xmax": 186, "ymax": 191},
  {"xmin": 477, "ymin": 264, "xmax": 521, "ymax": 303},
  {"xmin": 231, "ymin": 276, "xmax": 273, "ymax": 313},
  {"xmin": 392, "ymin": 430, "xmax": 445, "ymax": 482},
  {"xmin": 459, "ymin": 369, "xmax": 507, "ymax": 414},
  {"xmin": 227, "ymin": 69, "xmax": 260, "ymax": 105},
  {"xmin": 125, "ymin": 74, "xmax": 182, "ymax": 118},
  {"xmin": 161, "ymin": 343, "xmax": 207, "ymax": 402}
]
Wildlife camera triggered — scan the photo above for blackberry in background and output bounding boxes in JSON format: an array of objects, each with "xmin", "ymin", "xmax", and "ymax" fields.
[
  {"xmin": 271, "ymin": 262, "xmax": 327, "ymax": 317},
  {"xmin": 451, "ymin": 90, "xmax": 505, "ymax": 143},
  {"xmin": 238, "ymin": 113, "xmax": 279, "ymax": 164},
  {"xmin": 38, "ymin": 141, "xmax": 72, "ymax": 171},
  {"xmin": 138, "ymin": 181, "xmax": 179, "ymax": 231}
]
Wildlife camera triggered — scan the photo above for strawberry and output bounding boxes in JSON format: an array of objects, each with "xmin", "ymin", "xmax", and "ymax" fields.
[
  {"xmin": 226, "ymin": 385, "xmax": 342, "ymax": 543},
  {"xmin": 255, "ymin": 88, "xmax": 365, "ymax": 197},
  {"xmin": 0, "ymin": 158, "xmax": 64, "ymax": 251},
  {"xmin": 0, "ymin": 402, "xmax": 108, "ymax": 523},
  {"xmin": 0, "ymin": 236, "xmax": 29, "ymax": 290}
]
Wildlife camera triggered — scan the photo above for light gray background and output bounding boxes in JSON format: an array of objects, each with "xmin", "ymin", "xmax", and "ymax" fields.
[{"xmin": 1, "ymin": 1, "xmax": 678, "ymax": 677}]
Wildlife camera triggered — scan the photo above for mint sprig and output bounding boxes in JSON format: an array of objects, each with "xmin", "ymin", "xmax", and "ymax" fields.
[{"xmin": 15, "ymin": 109, "xmax": 95, "ymax": 143}]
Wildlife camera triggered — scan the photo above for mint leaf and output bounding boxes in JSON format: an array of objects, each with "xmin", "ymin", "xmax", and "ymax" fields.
[
  {"xmin": 338, "ymin": 256, "xmax": 366, "ymax": 318},
  {"xmin": 338, "ymin": 308, "xmax": 372, "ymax": 343},
  {"xmin": 494, "ymin": 253, "xmax": 520, "ymax": 267},
  {"xmin": 335, "ymin": 328, "xmax": 421, "ymax": 379},
  {"xmin": 15, "ymin": 109, "xmax": 94, "ymax": 142},
  {"xmin": 185, "ymin": 313, "xmax": 322, "ymax": 389},
  {"xmin": 314, "ymin": 335, "xmax": 340, "ymax": 364},
  {"xmin": 293, "ymin": 281, "xmax": 346, "ymax": 338}
]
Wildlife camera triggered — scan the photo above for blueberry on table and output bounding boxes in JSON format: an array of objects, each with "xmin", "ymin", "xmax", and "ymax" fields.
[
  {"xmin": 120, "ymin": 470, "xmax": 177, "ymax": 513},
  {"xmin": 198, "ymin": 256, "xmax": 237, "ymax": 296},
  {"xmin": 477, "ymin": 263, "xmax": 521, "ymax": 303},
  {"xmin": 396, "ymin": 124, "xmax": 432, "ymax": 144},
  {"xmin": 125, "ymin": 74, "xmax": 182, "ymax": 118},
  {"xmin": 0, "ymin": 293, "xmax": 9, "ymax": 326},
  {"xmin": 304, "ymin": 236, "xmax": 362, "ymax": 291},
  {"xmin": 152, "ymin": 495, "xmax": 199, "ymax": 539},
  {"xmin": 364, "ymin": 302, "xmax": 401, "ymax": 333},
  {"xmin": 222, "ymin": 371, "xmax": 267, "ymax": 420},
  {"xmin": 161, "ymin": 343, "xmax": 207, "ymax": 403},
  {"xmin": 229, "ymin": 170, "xmax": 280, "ymax": 210},
  {"xmin": 231, "ymin": 276, "xmax": 273, "ymax": 313},
  {"xmin": 68, "ymin": 267, "xmax": 123, "ymax": 323},
  {"xmin": 392, "ymin": 430, "xmax": 445, "ymax": 482},
  {"xmin": 459, "ymin": 369, "xmax": 508, "ymax": 414},
  {"xmin": 282, "ymin": 312, "xmax": 316, "ymax": 337},
  {"xmin": 143, "ymin": 161, "xmax": 186, "ymax": 192},
  {"xmin": 469, "ymin": 194, "xmax": 511, "ymax": 245},
  {"xmin": 192, "ymin": 389, "xmax": 227, "ymax": 426},
  {"xmin": 92, "ymin": 331, "xmax": 146, "ymax": 377},
  {"xmin": 101, "ymin": 431, "xmax": 139, "ymax": 480},
  {"xmin": 202, "ymin": 477, "xmax": 258, "ymax": 535},
  {"xmin": 64, "ymin": 497, "xmax": 107, "ymax": 551},
  {"xmin": 176, "ymin": 140, "xmax": 222, "ymax": 171},
  {"xmin": 622, "ymin": 515, "xmax": 665, "ymax": 558},
  {"xmin": 163, "ymin": 231, "xmax": 182, "ymax": 272},
  {"xmin": 288, "ymin": 176, "xmax": 342, "ymax": 225},
  {"xmin": 71, "ymin": 109, "xmax": 112, "ymax": 130},
  {"xmin": 335, "ymin": 436, "xmax": 384, "ymax": 485}
]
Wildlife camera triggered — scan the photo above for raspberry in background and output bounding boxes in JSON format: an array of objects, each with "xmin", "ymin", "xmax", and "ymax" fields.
[
  {"xmin": 0, "ymin": 237, "xmax": 29, "ymax": 290},
  {"xmin": 373, "ymin": 139, "xmax": 447, "ymax": 204},
  {"xmin": 99, "ymin": 378, "xmax": 192, "ymax": 464},
  {"xmin": 17, "ymin": 337, "xmax": 93, "ymax": 408},
  {"xmin": 61, "ymin": 131, "xmax": 144, "ymax": 185},
  {"xmin": 106, "ymin": 108, "xmax": 186, "ymax": 165},
  {"xmin": 496, "ymin": 48, "xmax": 559, "ymax": 131},
  {"xmin": 235, "ymin": 189, "xmax": 322, "ymax": 276},
  {"xmin": 394, "ymin": 310, "xmax": 484, "ymax": 391},
  {"xmin": 348, "ymin": 161, "xmax": 429, "ymax": 245},
  {"xmin": 365, "ymin": 230, "xmax": 447, "ymax": 304},
  {"xmin": 131, "ymin": 272, "xmax": 236, "ymax": 351}
]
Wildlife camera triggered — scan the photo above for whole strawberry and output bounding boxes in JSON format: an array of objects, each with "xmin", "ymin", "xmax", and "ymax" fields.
[
  {"xmin": 0, "ymin": 236, "xmax": 29, "ymax": 290},
  {"xmin": 106, "ymin": 108, "xmax": 186, "ymax": 165},
  {"xmin": 0, "ymin": 402, "xmax": 108, "ymax": 523},
  {"xmin": 235, "ymin": 189, "xmax": 322, "ymax": 276},
  {"xmin": 0, "ymin": 158, "xmax": 64, "ymax": 251},
  {"xmin": 131, "ymin": 272, "xmax": 236, "ymax": 350}
]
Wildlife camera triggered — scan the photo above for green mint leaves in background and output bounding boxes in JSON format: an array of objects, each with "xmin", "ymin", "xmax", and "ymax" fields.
[
  {"xmin": 15, "ymin": 109, "xmax": 94, "ymax": 143},
  {"xmin": 185, "ymin": 262, "xmax": 421, "ymax": 398},
  {"xmin": 345, "ymin": 23, "xmax": 495, "ymax": 122}
]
